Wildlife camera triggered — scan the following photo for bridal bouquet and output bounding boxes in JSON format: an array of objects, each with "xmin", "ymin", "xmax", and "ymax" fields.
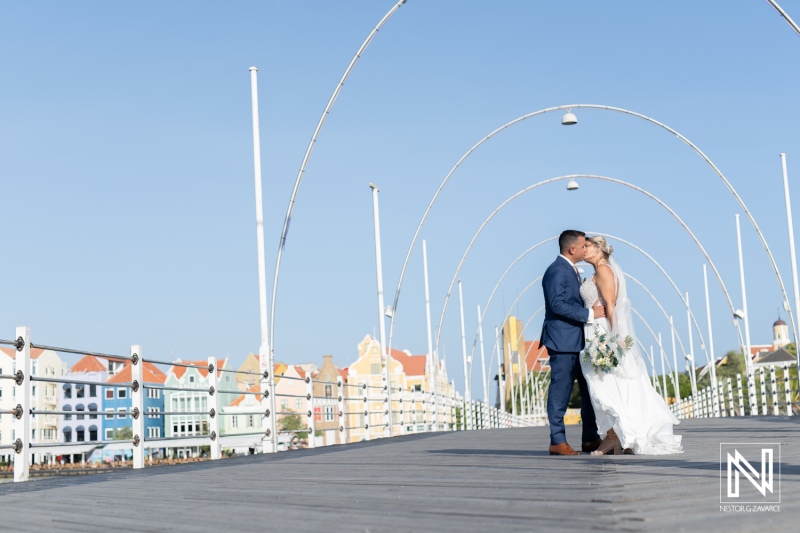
[{"xmin": 583, "ymin": 325, "xmax": 635, "ymax": 373}]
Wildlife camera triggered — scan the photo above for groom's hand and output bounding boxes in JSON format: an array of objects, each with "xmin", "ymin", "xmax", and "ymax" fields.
[{"xmin": 592, "ymin": 302, "xmax": 606, "ymax": 319}]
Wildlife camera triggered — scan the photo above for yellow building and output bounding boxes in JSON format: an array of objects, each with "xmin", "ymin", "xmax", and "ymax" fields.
[{"xmin": 344, "ymin": 335, "xmax": 455, "ymax": 442}]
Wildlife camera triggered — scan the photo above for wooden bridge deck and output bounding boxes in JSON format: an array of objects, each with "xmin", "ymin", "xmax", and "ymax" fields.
[{"xmin": 0, "ymin": 417, "xmax": 797, "ymax": 532}]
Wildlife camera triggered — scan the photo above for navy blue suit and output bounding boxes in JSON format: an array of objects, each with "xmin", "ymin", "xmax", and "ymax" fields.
[{"xmin": 540, "ymin": 256, "xmax": 599, "ymax": 446}]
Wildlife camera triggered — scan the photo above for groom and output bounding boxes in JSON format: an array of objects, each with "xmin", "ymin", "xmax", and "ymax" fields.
[{"xmin": 541, "ymin": 230, "xmax": 604, "ymax": 455}]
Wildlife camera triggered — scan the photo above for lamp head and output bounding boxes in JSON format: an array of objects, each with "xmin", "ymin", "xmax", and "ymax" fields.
[
  {"xmin": 734, "ymin": 309, "xmax": 745, "ymax": 320},
  {"xmin": 566, "ymin": 179, "xmax": 579, "ymax": 191},
  {"xmin": 561, "ymin": 110, "xmax": 578, "ymax": 125}
]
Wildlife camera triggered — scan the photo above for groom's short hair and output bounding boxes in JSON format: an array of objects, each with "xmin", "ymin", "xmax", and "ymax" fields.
[{"xmin": 559, "ymin": 230, "xmax": 585, "ymax": 253}]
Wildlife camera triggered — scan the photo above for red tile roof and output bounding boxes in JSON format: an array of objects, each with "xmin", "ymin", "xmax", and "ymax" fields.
[
  {"xmin": 390, "ymin": 348, "xmax": 426, "ymax": 376},
  {"xmin": 169, "ymin": 358, "xmax": 228, "ymax": 379},
  {"xmin": 107, "ymin": 361, "xmax": 167, "ymax": 385},
  {"xmin": 1, "ymin": 347, "xmax": 54, "ymax": 360},
  {"xmin": 70, "ymin": 355, "xmax": 107, "ymax": 373},
  {"xmin": 230, "ymin": 385, "xmax": 261, "ymax": 407}
]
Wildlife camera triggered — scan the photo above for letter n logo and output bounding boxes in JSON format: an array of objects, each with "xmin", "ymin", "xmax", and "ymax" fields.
[
  {"xmin": 727, "ymin": 449, "xmax": 772, "ymax": 497},
  {"xmin": 720, "ymin": 443, "xmax": 780, "ymax": 504}
]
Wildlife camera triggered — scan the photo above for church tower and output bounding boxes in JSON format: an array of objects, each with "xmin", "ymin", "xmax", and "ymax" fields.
[{"xmin": 773, "ymin": 318, "xmax": 790, "ymax": 350}]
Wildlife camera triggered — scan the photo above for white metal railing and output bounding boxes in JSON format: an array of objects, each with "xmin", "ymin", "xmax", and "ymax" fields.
[
  {"xmin": 2, "ymin": 326, "xmax": 537, "ymax": 483},
  {"xmin": 668, "ymin": 365, "xmax": 797, "ymax": 420}
]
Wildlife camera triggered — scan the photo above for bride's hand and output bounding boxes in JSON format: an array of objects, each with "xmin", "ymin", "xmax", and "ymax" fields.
[{"xmin": 592, "ymin": 302, "xmax": 606, "ymax": 319}]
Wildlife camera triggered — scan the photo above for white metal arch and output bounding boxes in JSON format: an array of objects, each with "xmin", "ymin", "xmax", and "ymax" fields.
[{"xmin": 387, "ymin": 104, "xmax": 796, "ymax": 359}]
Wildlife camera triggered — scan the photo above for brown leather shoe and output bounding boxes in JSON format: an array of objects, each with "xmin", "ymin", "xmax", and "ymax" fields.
[
  {"xmin": 549, "ymin": 442, "xmax": 581, "ymax": 456},
  {"xmin": 582, "ymin": 438, "xmax": 602, "ymax": 453}
]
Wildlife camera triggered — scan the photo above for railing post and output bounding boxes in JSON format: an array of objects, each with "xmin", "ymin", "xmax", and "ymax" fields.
[
  {"xmin": 770, "ymin": 366, "xmax": 779, "ymax": 416},
  {"xmin": 13, "ymin": 326, "xmax": 31, "ymax": 483},
  {"xmin": 207, "ymin": 356, "xmax": 221, "ymax": 460},
  {"xmin": 363, "ymin": 383, "xmax": 371, "ymax": 441},
  {"xmin": 337, "ymin": 378, "xmax": 345, "ymax": 443},
  {"xmin": 748, "ymin": 370, "xmax": 758, "ymax": 416},
  {"xmin": 718, "ymin": 381, "xmax": 727, "ymax": 417},
  {"xmin": 383, "ymin": 383, "xmax": 390, "ymax": 438},
  {"xmin": 261, "ymin": 358, "xmax": 277, "ymax": 453},
  {"xmin": 784, "ymin": 364, "xmax": 792, "ymax": 416},
  {"xmin": 430, "ymin": 389, "xmax": 437, "ymax": 431},
  {"xmin": 131, "ymin": 344, "xmax": 145, "ymax": 469},
  {"xmin": 726, "ymin": 377, "xmax": 734, "ymax": 418},
  {"xmin": 306, "ymin": 374, "xmax": 315, "ymax": 448},
  {"xmin": 736, "ymin": 374, "xmax": 744, "ymax": 416},
  {"xmin": 759, "ymin": 368, "xmax": 768, "ymax": 415}
]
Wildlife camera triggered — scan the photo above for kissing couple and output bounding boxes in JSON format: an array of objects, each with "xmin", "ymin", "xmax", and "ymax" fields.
[{"xmin": 541, "ymin": 230, "xmax": 683, "ymax": 456}]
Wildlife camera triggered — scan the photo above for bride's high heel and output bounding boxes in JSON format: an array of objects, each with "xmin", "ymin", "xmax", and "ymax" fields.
[{"xmin": 590, "ymin": 429, "xmax": 622, "ymax": 456}]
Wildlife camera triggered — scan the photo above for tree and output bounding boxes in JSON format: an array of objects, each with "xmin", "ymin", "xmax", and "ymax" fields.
[
  {"xmin": 278, "ymin": 411, "xmax": 307, "ymax": 439},
  {"xmin": 112, "ymin": 427, "xmax": 132, "ymax": 440}
]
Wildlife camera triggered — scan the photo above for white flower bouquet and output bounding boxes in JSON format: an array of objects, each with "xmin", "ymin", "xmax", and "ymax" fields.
[{"xmin": 583, "ymin": 324, "xmax": 634, "ymax": 373}]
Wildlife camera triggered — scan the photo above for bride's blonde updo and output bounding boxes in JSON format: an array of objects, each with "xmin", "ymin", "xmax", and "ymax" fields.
[{"xmin": 587, "ymin": 236, "xmax": 613, "ymax": 259}]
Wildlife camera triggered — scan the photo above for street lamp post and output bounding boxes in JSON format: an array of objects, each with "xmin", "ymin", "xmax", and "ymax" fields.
[
  {"xmin": 248, "ymin": 66, "xmax": 276, "ymax": 454},
  {"xmin": 458, "ymin": 280, "xmax": 471, "ymax": 429},
  {"xmin": 780, "ymin": 154, "xmax": 800, "ymax": 373},
  {"xmin": 703, "ymin": 265, "xmax": 721, "ymax": 417},
  {"xmin": 369, "ymin": 183, "xmax": 393, "ymax": 437},
  {"xmin": 735, "ymin": 213, "xmax": 758, "ymax": 415}
]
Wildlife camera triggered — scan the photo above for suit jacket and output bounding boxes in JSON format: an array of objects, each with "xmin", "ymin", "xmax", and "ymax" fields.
[{"xmin": 540, "ymin": 256, "xmax": 590, "ymax": 353}]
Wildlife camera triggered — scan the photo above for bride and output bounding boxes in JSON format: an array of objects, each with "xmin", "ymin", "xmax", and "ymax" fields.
[{"xmin": 579, "ymin": 236, "xmax": 683, "ymax": 455}]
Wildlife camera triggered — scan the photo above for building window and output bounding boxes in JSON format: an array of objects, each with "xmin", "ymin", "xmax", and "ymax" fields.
[
  {"xmin": 231, "ymin": 416, "xmax": 239, "ymax": 429},
  {"xmin": 147, "ymin": 388, "xmax": 160, "ymax": 399},
  {"xmin": 106, "ymin": 388, "xmax": 114, "ymax": 399},
  {"xmin": 295, "ymin": 398, "xmax": 303, "ymax": 410},
  {"xmin": 64, "ymin": 405, "xmax": 72, "ymax": 420},
  {"xmin": 325, "ymin": 406, "xmax": 334, "ymax": 422},
  {"xmin": 76, "ymin": 384, "xmax": 85, "ymax": 398},
  {"xmin": 189, "ymin": 376, "xmax": 195, "ymax": 383},
  {"xmin": 105, "ymin": 428, "xmax": 114, "ymax": 440},
  {"xmin": 414, "ymin": 384, "xmax": 422, "ymax": 392},
  {"xmin": 105, "ymin": 408, "xmax": 114, "ymax": 420},
  {"xmin": 247, "ymin": 415, "xmax": 255, "ymax": 428},
  {"xmin": 325, "ymin": 385, "xmax": 333, "ymax": 397},
  {"xmin": 89, "ymin": 384, "xmax": 97, "ymax": 397},
  {"xmin": 117, "ymin": 388, "xmax": 127, "ymax": 399},
  {"xmin": 75, "ymin": 404, "xmax": 85, "ymax": 420},
  {"xmin": 76, "ymin": 427, "xmax": 85, "ymax": 442},
  {"xmin": 147, "ymin": 427, "xmax": 161, "ymax": 439},
  {"xmin": 63, "ymin": 429, "xmax": 72, "ymax": 443},
  {"xmin": 88, "ymin": 404, "xmax": 98, "ymax": 419},
  {"xmin": 63, "ymin": 384, "xmax": 72, "ymax": 399},
  {"xmin": 89, "ymin": 426, "xmax": 98, "ymax": 441},
  {"xmin": 370, "ymin": 363, "xmax": 380, "ymax": 374},
  {"xmin": 118, "ymin": 408, "xmax": 127, "ymax": 419},
  {"xmin": 281, "ymin": 399, "xmax": 289, "ymax": 410}
]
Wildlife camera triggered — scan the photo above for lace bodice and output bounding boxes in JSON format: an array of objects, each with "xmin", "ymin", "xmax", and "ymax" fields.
[
  {"xmin": 579, "ymin": 263, "xmax": 618, "ymax": 309},
  {"xmin": 580, "ymin": 278, "xmax": 599, "ymax": 309}
]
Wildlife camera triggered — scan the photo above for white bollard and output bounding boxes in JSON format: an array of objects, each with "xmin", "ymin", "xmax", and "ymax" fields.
[{"xmin": 759, "ymin": 368, "xmax": 768, "ymax": 416}]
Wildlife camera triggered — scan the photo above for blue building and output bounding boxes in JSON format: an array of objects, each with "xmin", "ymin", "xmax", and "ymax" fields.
[{"xmin": 103, "ymin": 361, "xmax": 166, "ymax": 444}]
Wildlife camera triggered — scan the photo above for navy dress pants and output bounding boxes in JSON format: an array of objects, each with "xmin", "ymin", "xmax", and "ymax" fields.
[{"xmin": 547, "ymin": 350, "xmax": 599, "ymax": 445}]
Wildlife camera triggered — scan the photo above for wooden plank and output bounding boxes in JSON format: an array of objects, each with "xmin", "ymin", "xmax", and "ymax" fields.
[{"xmin": 0, "ymin": 418, "xmax": 796, "ymax": 531}]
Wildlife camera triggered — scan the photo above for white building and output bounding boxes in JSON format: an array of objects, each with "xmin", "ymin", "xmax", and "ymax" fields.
[{"xmin": 1, "ymin": 347, "xmax": 66, "ymax": 464}]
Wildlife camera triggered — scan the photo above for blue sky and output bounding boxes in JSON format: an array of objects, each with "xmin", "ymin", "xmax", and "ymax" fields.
[{"xmin": 2, "ymin": 1, "xmax": 800, "ymax": 398}]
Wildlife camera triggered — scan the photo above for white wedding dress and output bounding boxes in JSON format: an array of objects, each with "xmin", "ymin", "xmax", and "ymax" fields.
[{"xmin": 579, "ymin": 259, "xmax": 682, "ymax": 455}]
